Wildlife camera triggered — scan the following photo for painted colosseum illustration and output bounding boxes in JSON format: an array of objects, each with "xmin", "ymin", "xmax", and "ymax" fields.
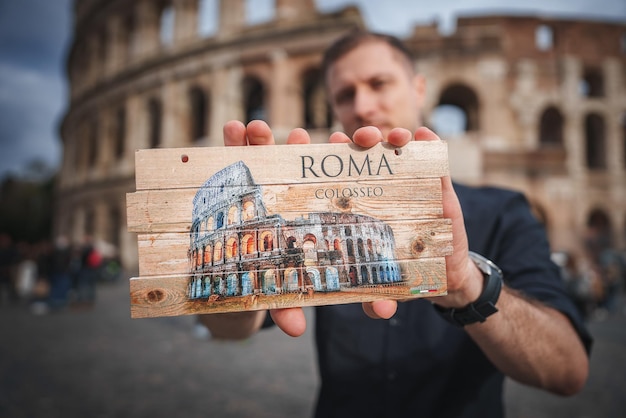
[{"xmin": 187, "ymin": 161, "xmax": 401, "ymax": 300}]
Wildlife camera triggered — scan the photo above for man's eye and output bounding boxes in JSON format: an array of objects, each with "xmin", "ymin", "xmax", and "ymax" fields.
[
  {"xmin": 335, "ymin": 90, "xmax": 354, "ymax": 105},
  {"xmin": 371, "ymin": 79, "xmax": 387, "ymax": 89}
]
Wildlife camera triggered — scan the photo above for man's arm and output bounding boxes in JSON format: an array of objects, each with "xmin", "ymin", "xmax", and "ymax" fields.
[
  {"xmin": 361, "ymin": 126, "xmax": 589, "ymax": 396},
  {"xmin": 201, "ymin": 121, "xmax": 589, "ymax": 397},
  {"xmin": 466, "ymin": 286, "xmax": 589, "ymax": 396}
]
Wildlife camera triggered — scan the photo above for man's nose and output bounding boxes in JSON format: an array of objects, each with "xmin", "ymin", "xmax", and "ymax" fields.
[{"xmin": 353, "ymin": 88, "xmax": 377, "ymax": 118}]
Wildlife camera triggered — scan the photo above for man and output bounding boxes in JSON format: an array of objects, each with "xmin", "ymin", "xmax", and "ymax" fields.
[{"xmin": 201, "ymin": 31, "xmax": 592, "ymax": 417}]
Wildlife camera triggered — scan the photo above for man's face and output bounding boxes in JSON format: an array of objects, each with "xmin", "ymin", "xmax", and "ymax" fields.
[{"xmin": 326, "ymin": 40, "xmax": 425, "ymax": 139}]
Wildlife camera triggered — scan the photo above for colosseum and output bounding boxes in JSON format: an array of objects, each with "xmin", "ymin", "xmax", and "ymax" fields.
[
  {"xmin": 57, "ymin": 0, "xmax": 626, "ymax": 271},
  {"xmin": 187, "ymin": 160, "xmax": 401, "ymax": 300}
]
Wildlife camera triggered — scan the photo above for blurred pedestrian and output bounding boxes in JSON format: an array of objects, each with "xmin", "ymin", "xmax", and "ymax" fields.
[
  {"xmin": 47, "ymin": 236, "xmax": 73, "ymax": 310},
  {"xmin": 0, "ymin": 233, "xmax": 18, "ymax": 306},
  {"xmin": 74, "ymin": 236, "xmax": 101, "ymax": 308}
]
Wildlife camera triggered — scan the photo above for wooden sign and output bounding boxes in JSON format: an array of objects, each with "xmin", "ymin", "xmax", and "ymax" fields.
[{"xmin": 126, "ymin": 141, "xmax": 452, "ymax": 318}]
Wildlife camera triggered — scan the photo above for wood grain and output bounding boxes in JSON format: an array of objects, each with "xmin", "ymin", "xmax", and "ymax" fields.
[
  {"xmin": 129, "ymin": 257, "xmax": 447, "ymax": 318},
  {"xmin": 127, "ymin": 178, "xmax": 443, "ymax": 233},
  {"xmin": 136, "ymin": 219, "xmax": 452, "ymax": 277},
  {"xmin": 127, "ymin": 140, "xmax": 452, "ymax": 318},
  {"xmin": 134, "ymin": 141, "xmax": 449, "ymax": 190}
]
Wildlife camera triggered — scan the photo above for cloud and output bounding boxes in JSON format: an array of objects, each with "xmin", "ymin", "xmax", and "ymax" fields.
[
  {"xmin": 0, "ymin": 0, "xmax": 71, "ymax": 178},
  {"xmin": 0, "ymin": 62, "xmax": 65, "ymax": 177}
]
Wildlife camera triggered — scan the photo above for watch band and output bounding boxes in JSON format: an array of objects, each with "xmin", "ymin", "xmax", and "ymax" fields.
[{"xmin": 434, "ymin": 251, "xmax": 503, "ymax": 327}]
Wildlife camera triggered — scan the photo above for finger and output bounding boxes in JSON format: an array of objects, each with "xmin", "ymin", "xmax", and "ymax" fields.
[
  {"xmin": 352, "ymin": 126, "xmax": 383, "ymax": 148},
  {"xmin": 362, "ymin": 300, "xmax": 397, "ymax": 319},
  {"xmin": 386, "ymin": 127, "xmax": 413, "ymax": 147},
  {"xmin": 269, "ymin": 307, "xmax": 307, "ymax": 337},
  {"xmin": 246, "ymin": 120, "xmax": 276, "ymax": 145},
  {"xmin": 413, "ymin": 126, "xmax": 441, "ymax": 142},
  {"xmin": 286, "ymin": 128, "xmax": 311, "ymax": 144},
  {"xmin": 223, "ymin": 120, "xmax": 247, "ymax": 146},
  {"xmin": 328, "ymin": 131, "xmax": 352, "ymax": 143}
]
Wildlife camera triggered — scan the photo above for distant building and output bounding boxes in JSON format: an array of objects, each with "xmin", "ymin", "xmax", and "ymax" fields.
[{"xmin": 57, "ymin": 0, "xmax": 626, "ymax": 271}]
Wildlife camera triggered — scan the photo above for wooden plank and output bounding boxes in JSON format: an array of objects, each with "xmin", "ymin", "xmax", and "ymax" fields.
[
  {"xmin": 134, "ymin": 141, "xmax": 449, "ymax": 190},
  {"xmin": 129, "ymin": 257, "xmax": 447, "ymax": 319},
  {"xmin": 136, "ymin": 219, "xmax": 453, "ymax": 277},
  {"xmin": 127, "ymin": 178, "xmax": 443, "ymax": 233},
  {"xmin": 127, "ymin": 140, "xmax": 452, "ymax": 318}
]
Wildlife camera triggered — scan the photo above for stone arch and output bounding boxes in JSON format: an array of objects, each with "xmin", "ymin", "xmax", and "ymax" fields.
[
  {"xmin": 259, "ymin": 231, "xmax": 273, "ymax": 251},
  {"xmin": 213, "ymin": 275, "xmax": 224, "ymax": 295},
  {"xmin": 285, "ymin": 267, "xmax": 300, "ymax": 291},
  {"xmin": 226, "ymin": 236, "xmax": 238, "ymax": 259},
  {"xmin": 623, "ymin": 212, "xmax": 626, "ymax": 249},
  {"xmin": 303, "ymin": 233, "xmax": 317, "ymax": 246},
  {"xmin": 202, "ymin": 276, "xmax": 212, "ymax": 297},
  {"xmin": 431, "ymin": 82, "xmax": 480, "ymax": 135},
  {"xmin": 226, "ymin": 273, "xmax": 238, "ymax": 296},
  {"xmin": 243, "ymin": 201, "xmax": 255, "ymax": 220},
  {"xmin": 84, "ymin": 206, "xmax": 96, "ymax": 237},
  {"xmin": 622, "ymin": 112, "xmax": 626, "ymax": 170},
  {"xmin": 195, "ymin": 248, "xmax": 203, "ymax": 268},
  {"xmin": 216, "ymin": 211, "xmax": 225, "ymax": 228},
  {"xmin": 325, "ymin": 267, "xmax": 339, "ymax": 290},
  {"xmin": 227, "ymin": 205, "xmax": 239, "ymax": 225},
  {"xmin": 108, "ymin": 204, "xmax": 122, "ymax": 249},
  {"xmin": 581, "ymin": 67, "xmax": 604, "ymax": 98},
  {"xmin": 88, "ymin": 118, "xmax": 98, "ymax": 168},
  {"xmin": 189, "ymin": 85, "xmax": 209, "ymax": 142},
  {"xmin": 203, "ymin": 244, "xmax": 212, "ymax": 265},
  {"xmin": 242, "ymin": 75, "xmax": 267, "ymax": 123},
  {"xmin": 242, "ymin": 234, "xmax": 255, "ymax": 254},
  {"xmin": 241, "ymin": 271, "xmax": 253, "ymax": 295},
  {"xmin": 538, "ymin": 106, "xmax": 564, "ymax": 147},
  {"xmin": 535, "ymin": 24, "xmax": 554, "ymax": 51},
  {"xmin": 262, "ymin": 269, "xmax": 277, "ymax": 294},
  {"xmin": 360, "ymin": 265, "xmax": 369, "ymax": 284},
  {"xmin": 159, "ymin": 1, "xmax": 175, "ymax": 46},
  {"xmin": 346, "ymin": 239, "xmax": 355, "ymax": 257},
  {"xmin": 586, "ymin": 208, "xmax": 613, "ymax": 256},
  {"xmin": 302, "ymin": 67, "xmax": 332, "ymax": 129},
  {"xmin": 198, "ymin": 0, "xmax": 218, "ymax": 37},
  {"xmin": 114, "ymin": 106, "xmax": 126, "ymax": 160},
  {"xmin": 371, "ymin": 266, "xmax": 379, "ymax": 283},
  {"xmin": 303, "ymin": 234, "xmax": 316, "ymax": 263},
  {"xmin": 147, "ymin": 97, "xmax": 162, "ymax": 148},
  {"xmin": 585, "ymin": 113, "xmax": 607, "ymax": 169},
  {"xmin": 357, "ymin": 238, "xmax": 365, "ymax": 258},
  {"xmin": 213, "ymin": 241, "xmax": 223, "ymax": 262},
  {"xmin": 349, "ymin": 265, "xmax": 358, "ymax": 286}
]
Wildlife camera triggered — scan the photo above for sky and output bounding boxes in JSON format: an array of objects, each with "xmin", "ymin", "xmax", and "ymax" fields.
[{"xmin": 0, "ymin": 0, "xmax": 625, "ymax": 180}]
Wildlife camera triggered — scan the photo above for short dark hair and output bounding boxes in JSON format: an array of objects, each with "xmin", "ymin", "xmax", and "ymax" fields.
[{"xmin": 321, "ymin": 30, "xmax": 414, "ymax": 83}]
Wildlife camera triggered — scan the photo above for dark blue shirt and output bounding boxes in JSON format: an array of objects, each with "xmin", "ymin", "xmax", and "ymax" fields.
[{"xmin": 312, "ymin": 183, "xmax": 592, "ymax": 418}]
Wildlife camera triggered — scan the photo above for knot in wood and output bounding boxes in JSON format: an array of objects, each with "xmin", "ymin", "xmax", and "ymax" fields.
[
  {"xmin": 147, "ymin": 289, "xmax": 165, "ymax": 303},
  {"xmin": 411, "ymin": 238, "xmax": 425, "ymax": 254},
  {"xmin": 334, "ymin": 197, "xmax": 352, "ymax": 210}
]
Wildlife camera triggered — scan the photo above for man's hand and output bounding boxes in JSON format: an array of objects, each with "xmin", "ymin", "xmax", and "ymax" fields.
[
  {"xmin": 331, "ymin": 126, "xmax": 483, "ymax": 318},
  {"xmin": 206, "ymin": 120, "xmax": 313, "ymax": 339},
  {"xmin": 207, "ymin": 121, "xmax": 481, "ymax": 335}
]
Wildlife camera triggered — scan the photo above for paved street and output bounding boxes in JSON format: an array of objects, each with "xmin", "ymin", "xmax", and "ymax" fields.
[{"xmin": 1, "ymin": 278, "xmax": 625, "ymax": 418}]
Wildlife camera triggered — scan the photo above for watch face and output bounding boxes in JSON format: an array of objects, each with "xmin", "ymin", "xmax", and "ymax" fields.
[{"xmin": 468, "ymin": 251, "xmax": 502, "ymax": 276}]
